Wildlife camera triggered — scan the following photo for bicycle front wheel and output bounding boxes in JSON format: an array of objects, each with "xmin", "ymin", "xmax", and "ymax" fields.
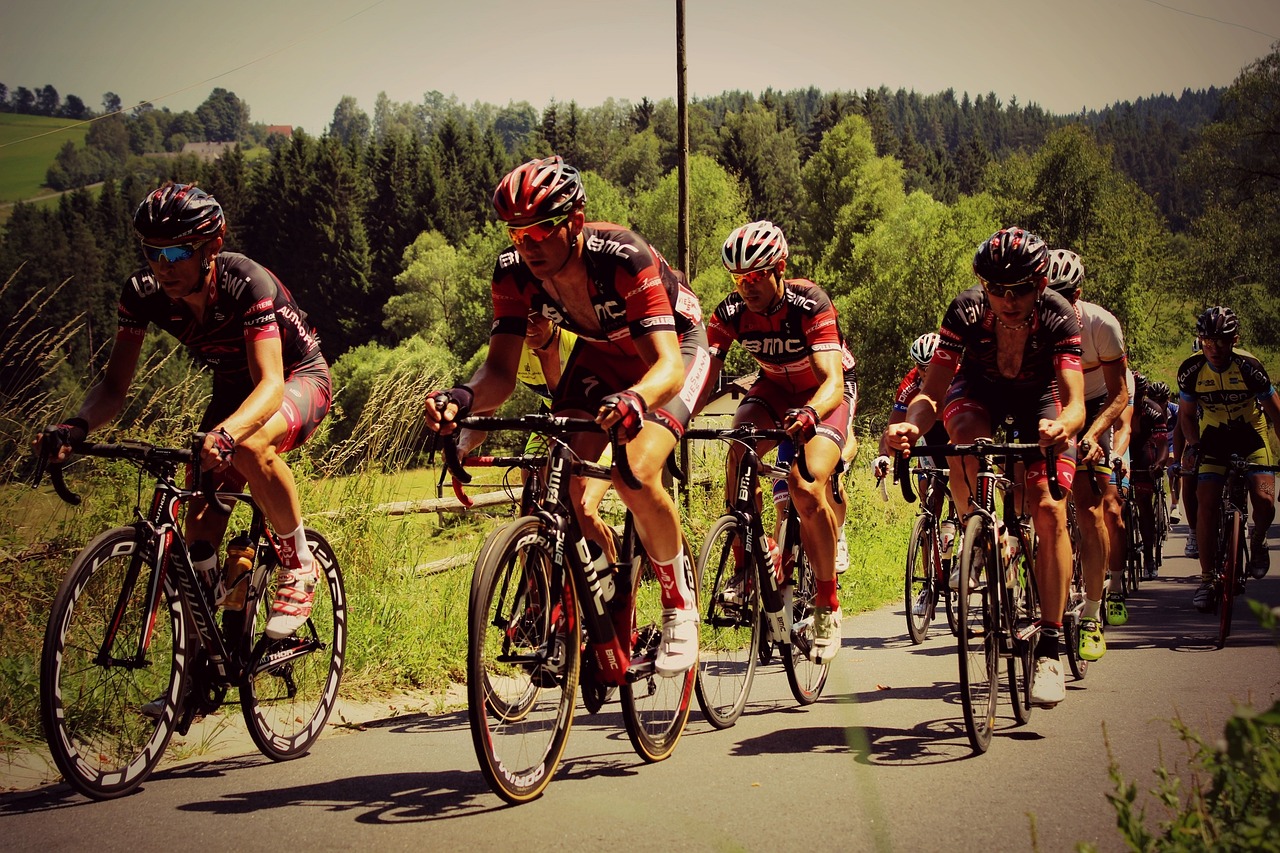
[
  {"xmin": 694, "ymin": 515, "xmax": 759, "ymax": 729},
  {"xmin": 40, "ymin": 527, "xmax": 188, "ymax": 800},
  {"xmin": 782, "ymin": 529, "xmax": 829, "ymax": 705},
  {"xmin": 1006, "ymin": 533, "xmax": 1038, "ymax": 726},
  {"xmin": 468, "ymin": 518, "xmax": 579, "ymax": 803},
  {"xmin": 622, "ymin": 534, "xmax": 696, "ymax": 761},
  {"xmin": 241, "ymin": 529, "xmax": 347, "ymax": 761},
  {"xmin": 905, "ymin": 514, "xmax": 937, "ymax": 644},
  {"xmin": 1217, "ymin": 509, "xmax": 1243, "ymax": 649},
  {"xmin": 957, "ymin": 514, "xmax": 997, "ymax": 754}
]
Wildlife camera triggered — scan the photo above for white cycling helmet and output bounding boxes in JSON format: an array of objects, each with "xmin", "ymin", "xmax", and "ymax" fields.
[
  {"xmin": 1046, "ymin": 248, "xmax": 1085, "ymax": 298},
  {"xmin": 910, "ymin": 332, "xmax": 941, "ymax": 367},
  {"xmin": 722, "ymin": 220, "xmax": 789, "ymax": 274}
]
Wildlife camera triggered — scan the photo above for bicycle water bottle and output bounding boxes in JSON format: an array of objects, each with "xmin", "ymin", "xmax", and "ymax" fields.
[
  {"xmin": 939, "ymin": 520, "xmax": 957, "ymax": 559},
  {"xmin": 222, "ymin": 533, "xmax": 255, "ymax": 611},
  {"xmin": 1000, "ymin": 529, "xmax": 1020, "ymax": 587}
]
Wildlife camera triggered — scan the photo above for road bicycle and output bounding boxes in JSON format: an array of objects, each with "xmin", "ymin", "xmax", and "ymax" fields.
[
  {"xmin": 437, "ymin": 413, "xmax": 695, "ymax": 804},
  {"xmin": 33, "ymin": 436, "xmax": 346, "ymax": 800},
  {"xmin": 1150, "ymin": 468, "xmax": 1171, "ymax": 578},
  {"xmin": 1062, "ymin": 493, "xmax": 1090, "ymax": 681},
  {"xmin": 1115, "ymin": 464, "xmax": 1144, "ymax": 595},
  {"xmin": 896, "ymin": 438, "xmax": 1063, "ymax": 754},
  {"xmin": 683, "ymin": 426, "xmax": 830, "ymax": 729},
  {"xmin": 1205, "ymin": 456, "xmax": 1280, "ymax": 648},
  {"xmin": 900, "ymin": 464, "xmax": 961, "ymax": 644}
]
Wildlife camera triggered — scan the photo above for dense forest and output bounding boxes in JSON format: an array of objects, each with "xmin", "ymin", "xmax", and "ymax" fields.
[{"xmin": 3, "ymin": 48, "xmax": 1278, "ymax": 464}]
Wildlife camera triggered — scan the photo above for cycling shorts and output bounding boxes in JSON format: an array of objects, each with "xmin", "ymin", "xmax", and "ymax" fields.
[
  {"xmin": 740, "ymin": 376, "xmax": 857, "ymax": 451},
  {"xmin": 201, "ymin": 352, "xmax": 332, "ymax": 453},
  {"xmin": 1196, "ymin": 420, "xmax": 1274, "ymax": 480}
]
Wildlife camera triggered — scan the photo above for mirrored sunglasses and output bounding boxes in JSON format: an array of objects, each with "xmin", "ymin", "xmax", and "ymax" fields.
[
  {"xmin": 982, "ymin": 279, "xmax": 1038, "ymax": 299},
  {"xmin": 507, "ymin": 215, "xmax": 568, "ymax": 245},
  {"xmin": 141, "ymin": 242, "xmax": 200, "ymax": 263},
  {"xmin": 730, "ymin": 269, "xmax": 774, "ymax": 287}
]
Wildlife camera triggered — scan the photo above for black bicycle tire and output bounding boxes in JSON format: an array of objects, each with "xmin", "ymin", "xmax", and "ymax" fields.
[
  {"xmin": 621, "ymin": 533, "xmax": 697, "ymax": 761},
  {"xmin": 782, "ymin": 519, "xmax": 830, "ymax": 705},
  {"xmin": 694, "ymin": 515, "xmax": 760, "ymax": 729},
  {"xmin": 40, "ymin": 526, "xmax": 187, "ymax": 800},
  {"xmin": 467, "ymin": 517, "xmax": 579, "ymax": 803},
  {"xmin": 957, "ymin": 514, "xmax": 997, "ymax": 754},
  {"xmin": 905, "ymin": 514, "xmax": 935, "ymax": 644},
  {"xmin": 1217, "ymin": 509, "xmax": 1242, "ymax": 649},
  {"xmin": 241, "ymin": 529, "xmax": 347, "ymax": 761},
  {"xmin": 1007, "ymin": 530, "xmax": 1037, "ymax": 726}
]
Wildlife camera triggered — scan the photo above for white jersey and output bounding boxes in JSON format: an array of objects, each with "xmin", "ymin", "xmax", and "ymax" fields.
[{"xmin": 1075, "ymin": 299, "xmax": 1126, "ymax": 401}]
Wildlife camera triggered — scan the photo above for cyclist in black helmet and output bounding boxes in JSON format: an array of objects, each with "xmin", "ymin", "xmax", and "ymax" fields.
[
  {"xmin": 1177, "ymin": 305, "xmax": 1280, "ymax": 610},
  {"xmin": 36, "ymin": 182, "xmax": 331, "ymax": 640}
]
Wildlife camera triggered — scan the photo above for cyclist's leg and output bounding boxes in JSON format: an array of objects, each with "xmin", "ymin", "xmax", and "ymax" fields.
[
  {"xmin": 1193, "ymin": 472, "xmax": 1224, "ymax": 609},
  {"xmin": 788, "ymin": 413, "xmax": 848, "ymax": 663},
  {"xmin": 1247, "ymin": 470, "xmax": 1274, "ymax": 577},
  {"xmin": 939, "ymin": 376, "xmax": 992, "ymax": 527}
]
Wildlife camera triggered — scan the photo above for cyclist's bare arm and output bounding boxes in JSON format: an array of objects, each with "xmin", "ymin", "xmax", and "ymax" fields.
[
  {"xmin": 803, "ymin": 349, "xmax": 845, "ymax": 422},
  {"xmin": 1261, "ymin": 390, "xmax": 1280, "ymax": 449},
  {"xmin": 40, "ymin": 334, "xmax": 143, "ymax": 462},
  {"xmin": 1081, "ymin": 361, "xmax": 1128, "ymax": 463},
  {"xmin": 425, "ymin": 333, "xmax": 522, "ymax": 432},
  {"xmin": 887, "ymin": 357, "xmax": 952, "ymax": 452},
  {"xmin": 597, "ymin": 329, "xmax": 684, "ymax": 429},
  {"xmin": 1043, "ymin": 364, "xmax": 1085, "ymax": 447}
]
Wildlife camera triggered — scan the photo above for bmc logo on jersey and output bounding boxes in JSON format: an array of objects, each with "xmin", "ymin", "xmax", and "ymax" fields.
[
  {"xmin": 594, "ymin": 300, "xmax": 625, "ymax": 323},
  {"xmin": 586, "ymin": 234, "xmax": 638, "ymax": 258},
  {"xmin": 742, "ymin": 338, "xmax": 804, "ymax": 356},
  {"xmin": 498, "ymin": 249, "xmax": 521, "ymax": 269},
  {"xmin": 785, "ymin": 290, "xmax": 817, "ymax": 312}
]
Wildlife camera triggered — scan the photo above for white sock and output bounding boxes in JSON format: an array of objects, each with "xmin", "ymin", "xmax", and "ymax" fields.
[
  {"xmin": 280, "ymin": 523, "xmax": 314, "ymax": 573},
  {"xmin": 654, "ymin": 548, "xmax": 695, "ymax": 611},
  {"xmin": 1082, "ymin": 598, "xmax": 1102, "ymax": 621}
]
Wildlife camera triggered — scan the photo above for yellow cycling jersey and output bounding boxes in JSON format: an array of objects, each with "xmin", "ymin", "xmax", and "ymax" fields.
[
  {"xmin": 1176, "ymin": 348, "xmax": 1273, "ymax": 434},
  {"xmin": 516, "ymin": 327, "xmax": 577, "ymax": 400}
]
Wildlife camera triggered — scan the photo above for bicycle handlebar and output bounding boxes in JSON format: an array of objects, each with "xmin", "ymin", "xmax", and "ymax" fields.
[
  {"xmin": 893, "ymin": 439, "xmax": 1064, "ymax": 502},
  {"xmin": 32, "ymin": 435, "xmax": 236, "ymax": 514},
  {"xmin": 435, "ymin": 413, "xmax": 641, "ymax": 491},
  {"xmin": 682, "ymin": 425, "xmax": 814, "ymax": 483}
]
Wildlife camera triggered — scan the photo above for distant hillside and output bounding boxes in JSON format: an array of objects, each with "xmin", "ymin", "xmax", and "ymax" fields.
[{"xmin": 0, "ymin": 114, "xmax": 89, "ymax": 203}]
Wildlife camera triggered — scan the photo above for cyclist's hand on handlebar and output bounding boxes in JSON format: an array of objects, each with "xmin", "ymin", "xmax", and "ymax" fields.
[
  {"xmin": 597, "ymin": 389, "xmax": 646, "ymax": 444},
  {"xmin": 783, "ymin": 406, "xmax": 819, "ymax": 444},
  {"xmin": 200, "ymin": 427, "xmax": 236, "ymax": 472},
  {"xmin": 1079, "ymin": 435, "xmax": 1104, "ymax": 465},
  {"xmin": 883, "ymin": 422, "xmax": 920, "ymax": 454},
  {"xmin": 425, "ymin": 386, "xmax": 474, "ymax": 434},
  {"xmin": 34, "ymin": 418, "xmax": 88, "ymax": 463},
  {"xmin": 872, "ymin": 455, "xmax": 891, "ymax": 479},
  {"xmin": 1038, "ymin": 417, "xmax": 1071, "ymax": 450}
]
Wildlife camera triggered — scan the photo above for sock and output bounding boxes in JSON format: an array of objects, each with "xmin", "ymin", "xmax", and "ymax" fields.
[
  {"xmin": 817, "ymin": 578, "xmax": 840, "ymax": 610},
  {"xmin": 652, "ymin": 549, "xmax": 695, "ymax": 610},
  {"xmin": 279, "ymin": 523, "xmax": 314, "ymax": 574},
  {"xmin": 1107, "ymin": 572, "xmax": 1124, "ymax": 595},
  {"xmin": 1037, "ymin": 623, "xmax": 1062, "ymax": 659},
  {"xmin": 1082, "ymin": 598, "xmax": 1101, "ymax": 621}
]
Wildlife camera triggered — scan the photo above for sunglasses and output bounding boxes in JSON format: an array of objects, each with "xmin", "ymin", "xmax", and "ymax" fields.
[
  {"xmin": 730, "ymin": 269, "xmax": 774, "ymax": 287},
  {"xmin": 982, "ymin": 279, "xmax": 1038, "ymax": 299},
  {"xmin": 507, "ymin": 214, "xmax": 568, "ymax": 245},
  {"xmin": 141, "ymin": 242, "xmax": 201, "ymax": 263}
]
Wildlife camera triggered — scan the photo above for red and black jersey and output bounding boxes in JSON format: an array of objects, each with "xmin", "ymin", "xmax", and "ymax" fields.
[
  {"xmin": 933, "ymin": 285, "xmax": 1082, "ymax": 393},
  {"xmin": 117, "ymin": 253, "xmax": 322, "ymax": 383},
  {"xmin": 490, "ymin": 223, "xmax": 702, "ymax": 361},
  {"xmin": 706, "ymin": 279, "xmax": 857, "ymax": 395},
  {"xmin": 891, "ymin": 366, "xmax": 924, "ymax": 413}
]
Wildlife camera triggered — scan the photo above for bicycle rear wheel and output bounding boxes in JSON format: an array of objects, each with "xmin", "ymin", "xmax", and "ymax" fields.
[
  {"xmin": 905, "ymin": 514, "xmax": 937, "ymax": 644},
  {"xmin": 1124, "ymin": 500, "xmax": 1142, "ymax": 593},
  {"xmin": 694, "ymin": 515, "xmax": 760, "ymax": 729},
  {"xmin": 1006, "ymin": 532, "xmax": 1038, "ymax": 726},
  {"xmin": 241, "ymin": 529, "xmax": 347, "ymax": 761},
  {"xmin": 468, "ymin": 517, "xmax": 579, "ymax": 803},
  {"xmin": 957, "ymin": 515, "xmax": 997, "ymax": 754},
  {"xmin": 622, "ymin": 534, "xmax": 697, "ymax": 761},
  {"xmin": 40, "ymin": 527, "xmax": 188, "ymax": 799},
  {"xmin": 1217, "ymin": 510, "xmax": 1243, "ymax": 649},
  {"xmin": 782, "ymin": 523, "xmax": 829, "ymax": 705}
]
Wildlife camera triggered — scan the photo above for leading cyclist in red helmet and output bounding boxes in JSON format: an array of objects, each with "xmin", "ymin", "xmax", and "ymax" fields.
[
  {"xmin": 425, "ymin": 155, "xmax": 711, "ymax": 677},
  {"xmin": 885, "ymin": 227, "xmax": 1085, "ymax": 707},
  {"xmin": 36, "ymin": 182, "xmax": 332, "ymax": 640}
]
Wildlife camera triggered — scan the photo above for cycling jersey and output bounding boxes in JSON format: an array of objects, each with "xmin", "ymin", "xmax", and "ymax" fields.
[
  {"xmin": 706, "ymin": 279, "xmax": 858, "ymax": 395},
  {"xmin": 117, "ymin": 253, "xmax": 323, "ymax": 382},
  {"xmin": 490, "ymin": 223, "xmax": 702, "ymax": 362},
  {"xmin": 516, "ymin": 328, "xmax": 578, "ymax": 401},
  {"xmin": 1073, "ymin": 300, "xmax": 1127, "ymax": 402},
  {"xmin": 933, "ymin": 286, "xmax": 1083, "ymax": 394},
  {"xmin": 891, "ymin": 365, "xmax": 948, "ymax": 448},
  {"xmin": 1177, "ymin": 348, "xmax": 1276, "ymax": 471}
]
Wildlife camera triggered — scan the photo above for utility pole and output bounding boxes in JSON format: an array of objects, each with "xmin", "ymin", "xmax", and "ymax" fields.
[{"xmin": 676, "ymin": 0, "xmax": 689, "ymax": 279}]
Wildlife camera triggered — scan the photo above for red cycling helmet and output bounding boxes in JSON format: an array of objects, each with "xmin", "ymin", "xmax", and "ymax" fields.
[
  {"xmin": 492, "ymin": 155, "xmax": 586, "ymax": 223},
  {"xmin": 133, "ymin": 183, "xmax": 226, "ymax": 245},
  {"xmin": 973, "ymin": 227, "xmax": 1049, "ymax": 286}
]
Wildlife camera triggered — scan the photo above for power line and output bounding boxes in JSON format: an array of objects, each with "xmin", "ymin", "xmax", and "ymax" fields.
[
  {"xmin": 1138, "ymin": 0, "xmax": 1279, "ymax": 41},
  {"xmin": 0, "ymin": 0, "xmax": 389, "ymax": 150}
]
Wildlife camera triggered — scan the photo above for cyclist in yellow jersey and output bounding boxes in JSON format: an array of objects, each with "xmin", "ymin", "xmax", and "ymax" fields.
[{"xmin": 1177, "ymin": 306, "xmax": 1280, "ymax": 610}]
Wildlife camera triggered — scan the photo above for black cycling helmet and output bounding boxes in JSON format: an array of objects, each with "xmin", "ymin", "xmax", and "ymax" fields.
[
  {"xmin": 1046, "ymin": 249, "xmax": 1085, "ymax": 299},
  {"xmin": 492, "ymin": 155, "xmax": 585, "ymax": 222},
  {"xmin": 1148, "ymin": 381, "xmax": 1171, "ymax": 402},
  {"xmin": 1195, "ymin": 305, "xmax": 1239, "ymax": 339},
  {"xmin": 973, "ymin": 227, "xmax": 1049, "ymax": 286},
  {"xmin": 133, "ymin": 183, "xmax": 226, "ymax": 244}
]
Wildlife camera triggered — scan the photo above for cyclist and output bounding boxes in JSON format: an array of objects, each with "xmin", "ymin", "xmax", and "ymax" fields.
[
  {"xmin": 1045, "ymin": 249, "xmax": 1128, "ymax": 661},
  {"xmin": 1133, "ymin": 379, "xmax": 1171, "ymax": 579},
  {"xmin": 875, "ymin": 333, "xmax": 955, "ymax": 614},
  {"xmin": 456, "ymin": 313, "xmax": 613, "ymax": 553},
  {"xmin": 1161, "ymin": 383, "xmax": 1183, "ymax": 523},
  {"xmin": 702, "ymin": 219, "xmax": 858, "ymax": 664},
  {"xmin": 1177, "ymin": 306, "xmax": 1280, "ymax": 610},
  {"xmin": 1179, "ymin": 337, "xmax": 1204, "ymax": 558},
  {"xmin": 36, "ymin": 182, "xmax": 331, "ymax": 639},
  {"xmin": 885, "ymin": 227, "xmax": 1084, "ymax": 707},
  {"xmin": 424, "ymin": 155, "xmax": 711, "ymax": 677}
]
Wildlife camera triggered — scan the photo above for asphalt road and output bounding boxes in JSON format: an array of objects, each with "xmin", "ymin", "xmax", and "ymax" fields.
[{"xmin": 3, "ymin": 521, "xmax": 1277, "ymax": 852}]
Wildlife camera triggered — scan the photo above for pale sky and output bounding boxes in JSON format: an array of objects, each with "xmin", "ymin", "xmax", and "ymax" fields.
[{"xmin": 2, "ymin": 0, "xmax": 1278, "ymax": 136}]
